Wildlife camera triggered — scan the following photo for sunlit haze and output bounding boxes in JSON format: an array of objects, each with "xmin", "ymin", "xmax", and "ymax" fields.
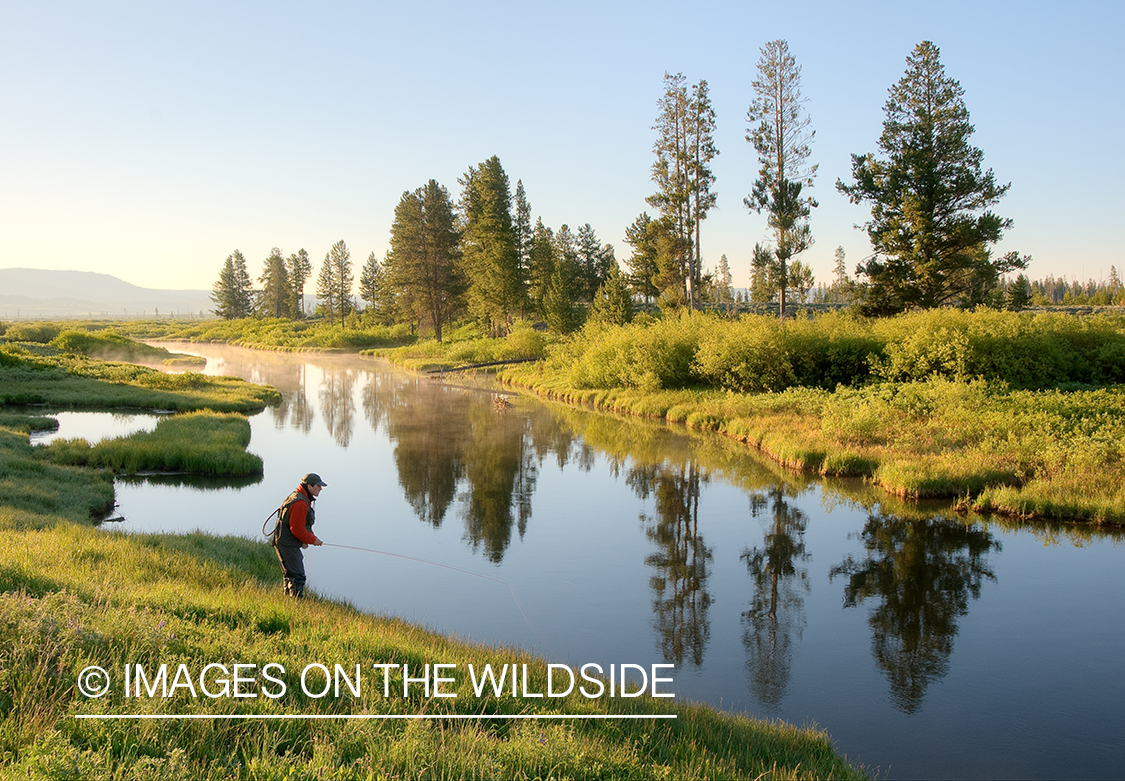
[{"xmin": 1, "ymin": 0, "xmax": 1121, "ymax": 292}]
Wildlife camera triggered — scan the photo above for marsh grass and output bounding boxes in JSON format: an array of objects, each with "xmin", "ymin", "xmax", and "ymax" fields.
[
  {"xmin": 0, "ymin": 342, "xmax": 279, "ymax": 412},
  {"xmin": 501, "ymin": 362, "xmax": 1125, "ymax": 525},
  {"xmin": 373, "ymin": 323, "xmax": 551, "ymax": 372},
  {"xmin": 45, "ymin": 411, "xmax": 263, "ymax": 477}
]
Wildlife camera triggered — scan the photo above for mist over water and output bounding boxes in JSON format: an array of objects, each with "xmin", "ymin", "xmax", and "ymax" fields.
[{"xmin": 60, "ymin": 343, "xmax": 1125, "ymax": 780}]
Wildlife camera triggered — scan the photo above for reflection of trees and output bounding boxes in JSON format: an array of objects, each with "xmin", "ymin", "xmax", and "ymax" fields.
[
  {"xmin": 460, "ymin": 400, "xmax": 537, "ymax": 562},
  {"xmin": 741, "ymin": 487, "xmax": 809, "ymax": 709},
  {"xmin": 630, "ymin": 461, "xmax": 712, "ymax": 666},
  {"xmin": 384, "ymin": 380, "xmax": 471, "ymax": 528},
  {"xmin": 830, "ymin": 513, "xmax": 999, "ymax": 713},
  {"xmin": 377, "ymin": 378, "xmax": 538, "ymax": 561},
  {"xmin": 318, "ymin": 367, "xmax": 357, "ymax": 447}
]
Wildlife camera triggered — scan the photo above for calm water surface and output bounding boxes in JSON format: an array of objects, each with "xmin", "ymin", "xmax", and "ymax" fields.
[{"xmin": 58, "ymin": 344, "xmax": 1125, "ymax": 779}]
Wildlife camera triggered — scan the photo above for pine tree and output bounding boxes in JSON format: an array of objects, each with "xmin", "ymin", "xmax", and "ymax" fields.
[
  {"xmin": 745, "ymin": 39, "xmax": 817, "ymax": 319},
  {"xmin": 576, "ymin": 223, "xmax": 615, "ymax": 304},
  {"xmin": 257, "ymin": 248, "xmax": 292, "ymax": 318},
  {"xmin": 210, "ymin": 250, "xmax": 253, "ymax": 319},
  {"xmin": 513, "ymin": 179, "xmax": 533, "ymax": 314},
  {"xmin": 588, "ymin": 263, "xmax": 635, "ymax": 326},
  {"xmin": 211, "ymin": 254, "xmax": 242, "ymax": 320},
  {"xmin": 460, "ymin": 156, "xmax": 519, "ymax": 334},
  {"xmin": 623, "ymin": 212, "xmax": 661, "ymax": 304},
  {"xmin": 329, "ymin": 240, "xmax": 354, "ymax": 327},
  {"xmin": 525, "ymin": 219, "xmax": 556, "ymax": 319},
  {"xmin": 385, "ymin": 180, "xmax": 464, "ymax": 342},
  {"xmin": 749, "ymin": 243, "xmax": 775, "ymax": 304},
  {"xmin": 715, "ymin": 254, "xmax": 733, "ymax": 305},
  {"xmin": 1005, "ymin": 273, "xmax": 1032, "ymax": 311},
  {"xmin": 358, "ymin": 252, "xmax": 383, "ymax": 312},
  {"xmin": 316, "ymin": 251, "xmax": 338, "ymax": 325},
  {"xmin": 648, "ymin": 72, "xmax": 718, "ymax": 309},
  {"xmin": 837, "ymin": 41, "xmax": 1027, "ymax": 313},
  {"xmin": 287, "ymin": 249, "xmax": 312, "ymax": 318}
]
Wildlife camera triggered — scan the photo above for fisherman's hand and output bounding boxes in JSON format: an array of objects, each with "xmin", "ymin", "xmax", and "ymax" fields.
[
  {"xmin": 302, "ymin": 543, "xmax": 308, "ymax": 549},
  {"xmin": 313, "ymin": 539, "xmax": 323, "ymax": 546}
]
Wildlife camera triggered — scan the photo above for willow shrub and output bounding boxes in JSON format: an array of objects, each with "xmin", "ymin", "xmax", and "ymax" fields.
[
  {"xmin": 564, "ymin": 312, "xmax": 713, "ymax": 391},
  {"xmin": 872, "ymin": 309, "xmax": 1125, "ymax": 387},
  {"xmin": 694, "ymin": 311, "xmax": 881, "ymax": 392}
]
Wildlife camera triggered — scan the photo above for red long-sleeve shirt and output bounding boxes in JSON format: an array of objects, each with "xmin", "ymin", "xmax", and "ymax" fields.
[{"xmin": 287, "ymin": 485, "xmax": 321, "ymax": 545}]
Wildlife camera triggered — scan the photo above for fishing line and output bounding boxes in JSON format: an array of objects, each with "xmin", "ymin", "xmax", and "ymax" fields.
[{"xmin": 322, "ymin": 542, "xmax": 553, "ymax": 656}]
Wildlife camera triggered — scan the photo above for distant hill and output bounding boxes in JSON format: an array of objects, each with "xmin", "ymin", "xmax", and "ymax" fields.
[{"xmin": 0, "ymin": 268, "xmax": 213, "ymax": 318}]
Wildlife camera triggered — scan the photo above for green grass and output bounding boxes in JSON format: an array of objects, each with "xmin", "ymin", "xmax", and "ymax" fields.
[
  {"xmin": 0, "ymin": 342, "xmax": 280, "ymax": 412},
  {"xmin": 501, "ymin": 364, "xmax": 1125, "ymax": 526},
  {"xmin": 45, "ymin": 411, "xmax": 263, "ymax": 477},
  {"xmin": 0, "ymin": 523, "xmax": 863, "ymax": 780}
]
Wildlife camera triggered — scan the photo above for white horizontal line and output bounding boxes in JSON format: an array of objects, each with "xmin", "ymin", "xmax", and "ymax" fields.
[{"xmin": 76, "ymin": 713, "xmax": 676, "ymax": 720}]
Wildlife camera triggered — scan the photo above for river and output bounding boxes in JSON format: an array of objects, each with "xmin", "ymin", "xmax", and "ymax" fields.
[{"xmin": 40, "ymin": 344, "xmax": 1125, "ymax": 779}]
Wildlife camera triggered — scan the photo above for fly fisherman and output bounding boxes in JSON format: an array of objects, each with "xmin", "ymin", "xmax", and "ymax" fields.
[{"xmin": 271, "ymin": 473, "xmax": 326, "ymax": 598}]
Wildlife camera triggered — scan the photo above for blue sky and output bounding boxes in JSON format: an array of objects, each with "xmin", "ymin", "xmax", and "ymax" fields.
[{"xmin": 1, "ymin": 0, "xmax": 1122, "ymax": 291}]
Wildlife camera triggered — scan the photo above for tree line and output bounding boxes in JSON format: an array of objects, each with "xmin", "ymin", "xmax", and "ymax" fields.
[
  {"xmin": 215, "ymin": 38, "xmax": 1043, "ymax": 333},
  {"xmin": 211, "ymin": 156, "xmax": 627, "ymax": 339}
]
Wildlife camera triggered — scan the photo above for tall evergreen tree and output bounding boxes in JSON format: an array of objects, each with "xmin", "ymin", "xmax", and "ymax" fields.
[
  {"xmin": 287, "ymin": 249, "xmax": 312, "ymax": 318},
  {"xmin": 316, "ymin": 251, "xmax": 338, "ymax": 325},
  {"xmin": 588, "ymin": 262, "xmax": 635, "ymax": 326},
  {"xmin": 525, "ymin": 218, "xmax": 557, "ymax": 319},
  {"xmin": 211, "ymin": 250, "xmax": 253, "ymax": 320},
  {"xmin": 745, "ymin": 39, "xmax": 817, "ymax": 319},
  {"xmin": 623, "ymin": 212, "xmax": 661, "ymax": 303},
  {"xmin": 358, "ymin": 252, "xmax": 383, "ymax": 311},
  {"xmin": 688, "ymin": 79, "xmax": 719, "ymax": 308},
  {"xmin": 385, "ymin": 180, "xmax": 464, "ymax": 342},
  {"xmin": 329, "ymin": 240, "xmax": 354, "ymax": 327},
  {"xmin": 837, "ymin": 41, "xmax": 1026, "ymax": 314},
  {"xmin": 257, "ymin": 248, "xmax": 292, "ymax": 318},
  {"xmin": 648, "ymin": 73, "xmax": 717, "ymax": 309},
  {"xmin": 749, "ymin": 243, "xmax": 775, "ymax": 304},
  {"xmin": 460, "ymin": 156, "xmax": 520, "ymax": 334},
  {"xmin": 715, "ymin": 254, "xmax": 733, "ymax": 305},
  {"xmin": 576, "ymin": 223, "xmax": 615, "ymax": 304},
  {"xmin": 513, "ymin": 179, "xmax": 533, "ymax": 313}
]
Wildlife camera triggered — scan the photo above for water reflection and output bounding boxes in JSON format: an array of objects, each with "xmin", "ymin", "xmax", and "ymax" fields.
[
  {"xmin": 629, "ymin": 461, "xmax": 713, "ymax": 666},
  {"xmin": 319, "ymin": 366, "xmax": 358, "ymax": 447},
  {"xmin": 459, "ymin": 400, "xmax": 538, "ymax": 562},
  {"xmin": 385, "ymin": 380, "xmax": 469, "ymax": 528},
  {"xmin": 830, "ymin": 513, "xmax": 999, "ymax": 713},
  {"xmin": 741, "ymin": 487, "xmax": 810, "ymax": 709}
]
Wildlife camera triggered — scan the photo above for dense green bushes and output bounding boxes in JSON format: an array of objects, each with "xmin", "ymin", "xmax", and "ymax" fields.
[{"xmin": 547, "ymin": 308, "xmax": 1125, "ymax": 393}]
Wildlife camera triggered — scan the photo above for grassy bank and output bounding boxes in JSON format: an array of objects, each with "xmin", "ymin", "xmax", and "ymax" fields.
[
  {"xmin": 0, "ymin": 341, "xmax": 279, "ymax": 412},
  {"xmin": 1, "ymin": 523, "xmax": 862, "ymax": 779},
  {"xmin": 45, "ymin": 411, "xmax": 264, "ymax": 478},
  {"xmin": 497, "ymin": 309, "xmax": 1125, "ymax": 525}
]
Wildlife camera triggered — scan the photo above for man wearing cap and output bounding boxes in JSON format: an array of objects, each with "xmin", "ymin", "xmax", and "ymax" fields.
[{"xmin": 271, "ymin": 473, "xmax": 327, "ymax": 598}]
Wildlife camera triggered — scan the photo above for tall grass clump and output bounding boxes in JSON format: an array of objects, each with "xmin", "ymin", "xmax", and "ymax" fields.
[{"xmin": 45, "ymin": 411, "xmax": 262, "ymax": 477}]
